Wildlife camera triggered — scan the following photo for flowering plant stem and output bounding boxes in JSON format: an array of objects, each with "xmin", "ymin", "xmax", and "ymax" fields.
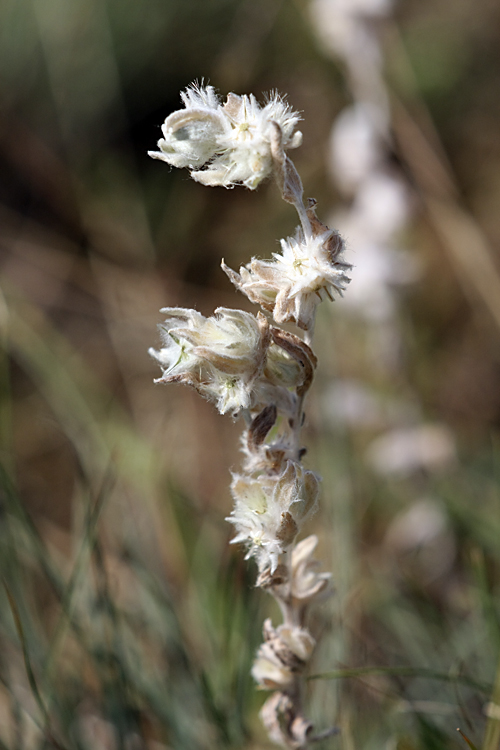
[{"xmin": 149, "ymin": 84, "xmax": 350, "ymax": 748}]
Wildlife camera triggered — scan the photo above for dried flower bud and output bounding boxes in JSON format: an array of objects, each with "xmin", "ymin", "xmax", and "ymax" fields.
[
  {"xmin": 247, "ymin": 405, "xmax": 278, "ymax": 451},
  {"xmin": 226, "ymin": 461, "xmax": 320, "ymax": 572},
  {"xmin": 260, "ymin": 691, "xmax": 316, "ymax": 749},
  {"xmin": 149, "ymin": 307, "xmax": 269, "ymax": 415},
  {"xmin": 252, "ymin": 619, "xmax": 315, "ymax": 690},
  {"xmin": 251, "ymin": 646, "xmax": 295, "ymax": 691},
  {"xmin": 273, "ymin": 622, "xmax": 315, "ymax": 663},
  {"xmin": 290, "ymin": 535, "xmax": 332, "ymax": 607},
  {"xmin": 222, "ymin": 207, "xmax": 351, "ymax": 330},
  {"xmin": 149, "ymin": 84, "xmax": 302, "ymax": 190}
]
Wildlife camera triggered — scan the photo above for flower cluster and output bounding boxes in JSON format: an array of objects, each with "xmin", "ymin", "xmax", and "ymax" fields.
[
  {"xmin": 149, "ymin": 307, "xmax": 312, "ymax": 416},
  {"xmin": 148, "ymin": 84, "xmax": 303, "ymax": 190},
  {"xmin": 150, "ymin": 84, "xmax": 345, "ymax": 749},
  {"xmin": 227, "ymin": 461, "xmax": 320, "ymax": 573},
  {"xmin": 223, "ymin": 202, "xmax": 351, "ymax": 331}
]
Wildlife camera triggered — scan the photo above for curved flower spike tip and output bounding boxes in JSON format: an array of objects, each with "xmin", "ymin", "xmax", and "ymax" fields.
[{"xmin": 148, "ymin": 83, "xmax": 303, "ymax": 190}]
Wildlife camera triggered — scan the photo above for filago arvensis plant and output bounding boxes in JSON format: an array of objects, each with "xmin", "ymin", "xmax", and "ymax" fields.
[{"xmin": 149, "ymin": 84, "xmax": 351, "ymax": 749}]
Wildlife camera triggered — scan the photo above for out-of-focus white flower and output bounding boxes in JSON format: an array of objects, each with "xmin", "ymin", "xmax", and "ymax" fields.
[
  {"xmin": 324, "ymin": 379, "xmax": 385, "ymax": 428},
  {"xmin": 149, "ymin": 307, "xmax": 269, "ymax": 415},
  {"xmin": 310, "ymin": 0, "xmax": 393, "ymax": 60},
  {"xmin": 384, "ymin": 498, "xmax": 456, "ymax": 583},
  {"xmin": 352, "ymin": 172, "xmax": 410, "ymax": 240},
  {"xmin": 366, "ymin": 424, "xmax": 457, "ymax": 477},
  {"xmin": 148, "ymin": 84, "xmax": 302, "ymax": 190},
  {"xmin": 223, "ymin": 205, "xmax": 351, "ymax": 331},
  {"xmin": 331, "ymin": 174, "xmax": 420, "ymax": 323},
  {"xmin": 322, "ymin": 379, "xmax": 419, "ymax": 430},
  {"xmin": 227, "ymin": 461, "xmax": 320, "ymax": 572},
  {"xmin": 329, "ymin": 104, "xmax": 381, "ymax": 192},
  {"xmin": 342, "ymin": 239, "xmax": 417, "ymax": 321},
  {"xmin": 386, "ymin": 498, "xmax": 447, "ymax": 549}
]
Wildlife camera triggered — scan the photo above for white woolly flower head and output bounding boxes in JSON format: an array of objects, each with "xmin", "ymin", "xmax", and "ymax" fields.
[
  {"xmin": 149, "ymin": 306, "xmax": 270, "ymax": 415},
  {"xmin": 226, "ymin": 461, "xmax": 320, "ymax": 573},
  {"xmin": 273, "ymin": 228, "xmax": 350, "ymax": 329},
  {"xmin": 148, "ymin": 84, "xmax": 302, "ymax": 190},
  {"xmin": 223, "ymin": 202, "xmax": 351, "ymax": 330}
]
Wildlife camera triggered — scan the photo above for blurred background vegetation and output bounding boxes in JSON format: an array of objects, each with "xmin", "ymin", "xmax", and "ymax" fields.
[{"xmin": 1, "ymin": 0, "xmax": 500, "ymax": 748}]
